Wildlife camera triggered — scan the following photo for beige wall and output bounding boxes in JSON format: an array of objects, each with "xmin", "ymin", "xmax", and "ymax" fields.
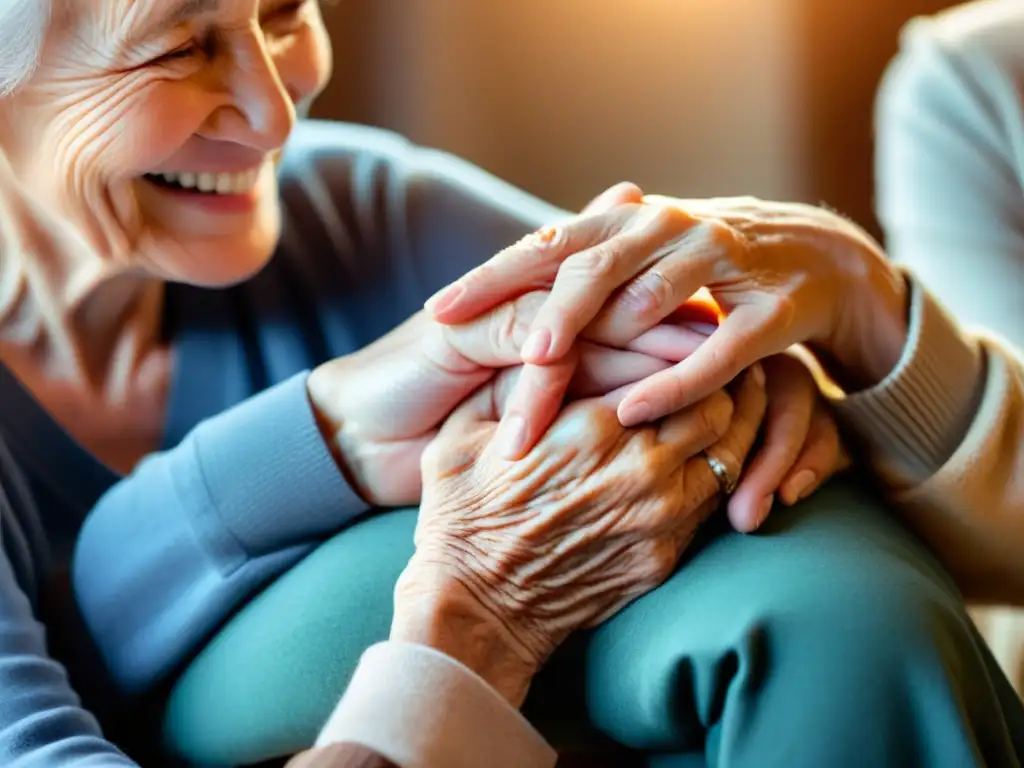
[{"xmin": 314, "ymin": 0, "xmax": 954, "ymax": 230}]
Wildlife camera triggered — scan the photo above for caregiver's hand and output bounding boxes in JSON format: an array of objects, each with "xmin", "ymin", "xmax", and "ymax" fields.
[
  {"xmin": 391, "ymin": 362, "xmax": 767, "ymax": 707},
  {"xmin": 425, "ymin": 190, "xmax": 909, "ymax": 430},
  {"xmin": 306, "ymin": 295, "xmax": 678, "ymax": 507}
]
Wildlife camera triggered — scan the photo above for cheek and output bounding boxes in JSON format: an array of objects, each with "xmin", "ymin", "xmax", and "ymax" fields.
[
  {"xmin": 272, "ymin": 23, "xmax": 333, "ymax": 108},
  {"xmin": 44, "ymin": 76, "xmax": 211, "ymax": 185}
]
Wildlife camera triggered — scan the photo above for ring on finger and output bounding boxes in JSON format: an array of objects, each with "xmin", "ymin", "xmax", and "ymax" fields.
[{"xmin": 703, "ymin": 451, "xmax": 737, "ymax": 496}]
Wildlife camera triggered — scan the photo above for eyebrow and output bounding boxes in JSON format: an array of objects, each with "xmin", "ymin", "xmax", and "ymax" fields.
[{"xmin": 132, "ymin": 0, "xmax": 223, "ymax": 42}]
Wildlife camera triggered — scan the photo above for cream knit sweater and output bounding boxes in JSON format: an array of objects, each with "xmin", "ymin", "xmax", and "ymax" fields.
[{"xmin": 875, "ymin": 0, "xmax": 1024, "ymax": 691}]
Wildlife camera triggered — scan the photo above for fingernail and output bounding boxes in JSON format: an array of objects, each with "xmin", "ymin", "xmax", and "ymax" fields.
[
  {"xmin": 496, "ymin": 415, "xmax": 528, "ymax": 460},
  {"xmin": 785, "ymin": 469, "xmax": 816, "ymax": 503},
  {"xmin": 756, "ymin": 494, "xmax": 774, "ymax": 529},
  {"xmin": 685, "ymin": 322, "xmax": 718, "ymax": 337},
  {"xmin": 425, "ymin": 283, "xmax": 465, "ymax": 315},
  {"xmin": 521, "ymin": 329, "xmax": 551, "ymax": 361},
  {"xmin": 751, "ymin": 362, "xmax": 765, "ymax": 387},
  {"xmin": 620, "ymin": 400, "xmax": 654, "ymax": 427},
  {"xmin": 534, "ymin": 225, "xmax": 560, "ymax": 246}
]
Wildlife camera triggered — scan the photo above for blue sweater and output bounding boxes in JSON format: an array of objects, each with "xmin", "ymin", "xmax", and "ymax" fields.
[{"xmin": 0, "ymin": 121, "xmax": 564, "ymax": 766}]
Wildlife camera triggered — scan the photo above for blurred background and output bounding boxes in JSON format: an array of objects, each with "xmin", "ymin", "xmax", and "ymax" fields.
[{"xmin": 311, "ymin": 0, "xmax": 958, "ymax": 240}]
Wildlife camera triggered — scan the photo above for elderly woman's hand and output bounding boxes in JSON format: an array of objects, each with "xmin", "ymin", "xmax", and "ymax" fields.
[
  {"xmin": 306, "ymin": 293, "xmax": 682, "ymax": 507},
  {"xmin": 610, "ymin": 317, "xmax": 851, "ymax": 531},
  {"xmin": 425, "ymin": 189, "xmax": 906, "ymax": 442},
  {"xmin": 390, "ymin": 362, "xmax": 767, "ymax": 706}
]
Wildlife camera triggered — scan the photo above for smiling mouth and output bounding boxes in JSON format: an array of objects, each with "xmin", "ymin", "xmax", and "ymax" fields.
[{"xmin": 143, "ymin": 169, "xmax": 262, "ymax": 195}]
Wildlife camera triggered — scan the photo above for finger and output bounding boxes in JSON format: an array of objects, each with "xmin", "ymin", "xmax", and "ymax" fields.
[
  {"xmin": 779, "ymin": 403, "xmax": 847, "ymax": 506},
  {"xmin": 625, "ymin": 321, "xmax": 713, "ymax": 363},
  {"xmin": 523, "ymin": 205, "xmax": 701, "ymax": 364},
  {"xmin": 424, "ymin": 205, "xmax": 642, "ymax": 324},
  {"xmin": 569, "ymin": 344, "xmax": 672, "ymax": 399},
  {"xmin": 618, "ymin": 302, "xmax": 784, "ymax": 426},
  {"xmin": 492, "ymin": 349, "xmax": 581, "ymax": 460},
  {"xmin": 728, "ymin": 356, "xmax": 815, "ymax": 531},
  {"xmin": 440, "ymin": 291, "xmax": 548, "ymax": 367},
  {"xmin": 657, "ymin": 389, "xmax": 734, "ymax": 462},
  {"xmin": 683, "ymin": 363, "xmax": 768, "ymax": 531},
  {"xmin": 581, "ymin": 182, "xmax": 645, "ymax": 215},
  {"xmin": 584, "ymin": 219, "xmax": 735, "ymax": 348}
]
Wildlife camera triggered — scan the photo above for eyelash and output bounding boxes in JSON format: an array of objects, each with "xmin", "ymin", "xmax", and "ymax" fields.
[{"xmin": 159, "ymin": 44, "xmax": 199, "ymax": 64}]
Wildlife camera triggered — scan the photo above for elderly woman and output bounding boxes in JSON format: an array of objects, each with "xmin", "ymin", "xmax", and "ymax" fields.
[
  {"xmin": 0, "ymin": 0, "xmax": 1022, "ymax": 766},
  {"xmin": 874, "ymin": 0, "xmax": 1024, "ymax": 691}
]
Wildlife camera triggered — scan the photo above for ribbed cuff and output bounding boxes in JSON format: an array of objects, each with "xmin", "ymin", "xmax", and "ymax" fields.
[
  {"xmin": 316, "ymin": 642, "xmax": 556, "ymax": 768},
  {"xmin": 190, "ymin": 372, "xmax": 369, "ymax": 555},
  {"xmin": 830, "ymin": 275, "xmax": 985, "ymax": 488}
]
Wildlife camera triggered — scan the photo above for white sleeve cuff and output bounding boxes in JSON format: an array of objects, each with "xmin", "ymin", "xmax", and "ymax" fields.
[{"xmin": 315, "ymin": 642, "xmax": 556, "ymax": 768}]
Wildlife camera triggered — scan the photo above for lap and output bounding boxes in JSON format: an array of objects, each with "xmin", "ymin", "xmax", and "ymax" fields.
[{"xmin": 162, "ymin": 476, "xmax": 1018, "ymax": 766}]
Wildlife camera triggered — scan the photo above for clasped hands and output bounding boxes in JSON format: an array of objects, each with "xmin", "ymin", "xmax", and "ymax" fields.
[{"xmin": 306, "ymin": 183, "xmax": 895, "ymax": 702}]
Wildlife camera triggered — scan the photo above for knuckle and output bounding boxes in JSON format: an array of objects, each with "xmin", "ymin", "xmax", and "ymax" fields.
[
  {"xmin": 700, "ymin": 390, "xmax": 734, "ymax": 440},
  {"xmin": 564, "ymin": 244, "xmax": 619, "ymax": 281},
  {"xmin": 488, "ymin": 302, "xmax": 521, "ymax": 352},
  {"xmin": 646, "ymin": 202, "xmax": 693, "ymax": 234},
  {"xmin": 635, "ymin": 458, "xmax": 663, "ymax": 490},
  {"xmin": 620, "ymin": 270, "xmax": 673, "ymax": 322},
  {"xmin": 575, "ymin": 402, "xmax": 619, "ymax": 441},
  {"xmin": 700, "ymin": 218, "xmax": 738, "ymax": 250}
]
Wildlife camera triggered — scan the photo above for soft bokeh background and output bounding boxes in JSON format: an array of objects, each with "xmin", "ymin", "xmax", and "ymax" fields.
[{"xmin": 311, "ymin": 0, "xmax": 957, "ymax": 239}]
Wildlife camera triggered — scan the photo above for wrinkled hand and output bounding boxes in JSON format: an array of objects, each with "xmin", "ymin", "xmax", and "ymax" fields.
[
  {"xmin": 306, "ymin": 296, "xmax": 685, "ymax": 507},
  {"xmin": 424, "ymin": 187, "xmax": 909, "ymax": 436},
  {"xmin": 391, "ymin": 363, "xmax": 767, "ymax": 705}
]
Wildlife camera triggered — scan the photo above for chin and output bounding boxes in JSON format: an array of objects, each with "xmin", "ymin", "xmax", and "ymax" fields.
[{"xmin": 151, "ymin": 229, "xmax": 281, "ymax": 287}]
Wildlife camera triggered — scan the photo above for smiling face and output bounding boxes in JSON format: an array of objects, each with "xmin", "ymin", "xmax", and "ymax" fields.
[{"xmin": 0, "ymin": 0, "xmax": 332, "ymax": 286}]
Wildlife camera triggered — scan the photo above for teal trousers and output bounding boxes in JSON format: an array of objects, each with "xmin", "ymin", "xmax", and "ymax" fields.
[{"xmin": 163, "ymin": 478, "xmax": 1024, "ymax": 767}]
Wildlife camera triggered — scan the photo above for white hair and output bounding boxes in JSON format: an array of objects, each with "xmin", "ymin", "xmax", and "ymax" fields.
[{"xmin": 0, "ymin": 0, "xmax": 51, "ymax": 97}]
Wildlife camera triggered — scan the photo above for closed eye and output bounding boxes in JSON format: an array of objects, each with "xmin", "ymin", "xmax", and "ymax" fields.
[{"xmin": 156, "ymin": 43, "xmax": 199, "ymax": 64}]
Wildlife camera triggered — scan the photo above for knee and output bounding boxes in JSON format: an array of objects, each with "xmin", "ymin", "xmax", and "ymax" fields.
[{"xmin": 763, "ymin": 551, "xmax": 974, "ymax": 684}]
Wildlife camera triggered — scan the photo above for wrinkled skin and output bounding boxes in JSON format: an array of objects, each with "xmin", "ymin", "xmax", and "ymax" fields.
[
  {"xmin": 426, "ymin": 187, "xmax": 906, "ymax": 528},
  {"xmin": 0, "ymin": 0, "xmax": 332, "ymax": 285},
  {"xmin": 392, "ymin": 364, "xmax": 768, "ymax": 705}
]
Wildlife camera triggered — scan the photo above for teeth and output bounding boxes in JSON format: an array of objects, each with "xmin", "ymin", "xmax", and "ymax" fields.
[{"xmin": 150, "ymin": 167, "xmax": 263, "ymax": 195}]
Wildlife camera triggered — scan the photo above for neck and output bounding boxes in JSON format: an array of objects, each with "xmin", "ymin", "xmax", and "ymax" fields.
[{"xmin": 0, "ymin": 174, "xmax": 164, "ymax": 399}]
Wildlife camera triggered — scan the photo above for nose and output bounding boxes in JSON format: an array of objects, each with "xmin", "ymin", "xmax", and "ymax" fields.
[{"xmin": 206, "ymin": 32, "xmax": 296, "ymax": 152}]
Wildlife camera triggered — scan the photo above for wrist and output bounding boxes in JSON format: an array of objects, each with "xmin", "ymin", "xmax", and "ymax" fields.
[
  {"xmin": 821, "ymin": 243, "xmax": 910, "ymax": 392},
  {"xmin": 391, "ymin": 562, "xmax": 538, "ymax": 708},
  {"xmin": 306, "ymin": 366, "xmax": 374, "ymax": 504}
]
